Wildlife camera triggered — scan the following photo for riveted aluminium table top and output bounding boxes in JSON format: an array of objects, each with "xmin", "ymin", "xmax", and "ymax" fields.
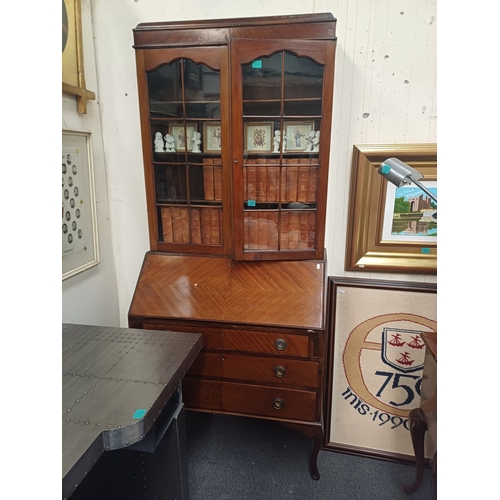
[{"xmin": 62, "ymin": 323, "xmax": 202, "ymax": 499}]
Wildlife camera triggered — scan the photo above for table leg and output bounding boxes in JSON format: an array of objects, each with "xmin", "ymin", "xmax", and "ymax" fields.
[
  {"xmin": 404, "ymin": 408, "xmax": 428, "ymax": 494},
  {"xmin": 282, "ymin": 423, "xmax": 323, "ymax": 480}
]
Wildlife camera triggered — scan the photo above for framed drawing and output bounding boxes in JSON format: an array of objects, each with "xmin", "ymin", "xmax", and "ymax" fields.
[
  {"xmin": 325, "ymin": 277, "xmax": 437, "ymax": 461},
  {"xmin": 203, "ymin": 122, "xmax": 222, "ymax": 152},
  {"xmin": 62, "ymin": 130, "xmax": 99, "ymax": 280},
  {"xmin": 62, "ymin": 0, "xmax": 95, "ymax": 113},
  {"xmin": 244, "ymin": 122, "xmax": 273, "ymax": 153},
  {"xmin": 170, "ymin": 123, "xmax": 196, "ymax": 152},
  {"xmin": 284, "ymin": 121, "xmax": 315, "ymax": 151},
  {"xmin": 345, "ymin": 144, "xmax": 437, "ymax": 274}
]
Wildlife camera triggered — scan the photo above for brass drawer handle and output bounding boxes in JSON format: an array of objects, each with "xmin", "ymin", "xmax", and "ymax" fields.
[
  {"xmin": 274, "ymin": 365, "xmax": 286, "ymax": 378},
  {"xmin": 272, "ymin": 398, "xmax": 284, "ymax": 410},
  {"xmin": 274, "ymin": 338, "xmax": 287, "ymax": 351}
]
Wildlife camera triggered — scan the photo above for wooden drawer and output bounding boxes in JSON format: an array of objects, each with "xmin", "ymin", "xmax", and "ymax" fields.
[
  {"xmin": 140, "ymin": 322, "xmax": 311, "ymax": 358},
  {"xmin": 183, "ymin": 378, "xmax": 317, "ymax": 422},
  {"xmin": 187, "ymin": 352, "xmax": 319, "ymax": 387}
]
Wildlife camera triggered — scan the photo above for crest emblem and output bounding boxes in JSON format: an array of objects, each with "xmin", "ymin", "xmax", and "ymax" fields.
[{"xmin": 381, "ymin": 328, "xmax": 425, "ymax": 373}]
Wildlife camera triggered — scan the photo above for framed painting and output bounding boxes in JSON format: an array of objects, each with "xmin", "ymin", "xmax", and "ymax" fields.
[
  {"xmin": 62, "ymin": 130, "xmax": 99, "ymax": 279},
  {"xmin": 170, "ymin": 123, "xmax": 196, "ymax": 152},
  {"xmin": 62, "ymin": 0, "xmax": 95, "ymax": 113},
  {"xmin": 345, "ymin": 144, "xmax": 437, "ymax": 274},
  {"xmin": 284, "ymin": 121, "xmax": 315, "ymax": 151},
  {"xmin": 203, "ymin": 122, "xmax": 222, "ymax": 152},
  {"xmin": 324, "ymin": 277, "xmax": 437, "ymax": 461},
  {"xmin": 244, "ymin": 122, "xmax": 273, "ymax": 153}
]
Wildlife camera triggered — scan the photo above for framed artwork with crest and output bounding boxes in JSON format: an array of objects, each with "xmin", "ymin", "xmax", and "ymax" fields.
[{"xmin": 324, "ymin": 277, "xmax": 436, "ymax": 461}]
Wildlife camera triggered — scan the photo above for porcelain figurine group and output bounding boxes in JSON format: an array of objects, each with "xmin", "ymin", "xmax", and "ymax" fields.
[{"xmin": 154, "ymin": 131, "xmax": 202, "ymax": 153}]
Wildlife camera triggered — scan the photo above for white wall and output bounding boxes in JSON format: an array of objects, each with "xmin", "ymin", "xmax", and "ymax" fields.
[
  {"xmin": 88, "ymin": 0, "xmax": 437, "ymax": 326},
  {"xmin": 62, "ymin": 0, "xmax": 120, "ymax": 326}
]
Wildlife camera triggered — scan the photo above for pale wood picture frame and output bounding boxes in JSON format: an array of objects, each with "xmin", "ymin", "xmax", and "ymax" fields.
[
  {"xmin": 203, "ymin": 122, "xmax": 222, "ymax": 152},
  {"xmin": 284, "ymin": 121, "xmax": 315, "ymax": 151},
  {"xmin": 62, "ymin": 130, "xmax": 99, "ymax": 279}
]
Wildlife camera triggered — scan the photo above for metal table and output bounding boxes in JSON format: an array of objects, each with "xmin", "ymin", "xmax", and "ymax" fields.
[{"xmin": 62, "ymin": 323, "xmax": 203, "ymax": 500}]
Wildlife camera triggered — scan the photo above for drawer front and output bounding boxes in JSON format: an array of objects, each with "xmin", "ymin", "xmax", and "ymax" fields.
[
  {"xmin": 188, "ymin": 352, "xmax": 319, "ymax": 388},
  {"xmin": 140, "ymin": 322, "xmax": 310, "ymax": 357},
  {"xmin": 183, "ymin": 378, "xmax": 317, "ymax": 422}
]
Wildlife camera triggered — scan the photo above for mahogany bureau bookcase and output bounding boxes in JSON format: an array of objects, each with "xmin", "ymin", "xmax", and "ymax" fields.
[{"xmin": 129, "ymin": 13, "xmax": 337, "ymax": 479}]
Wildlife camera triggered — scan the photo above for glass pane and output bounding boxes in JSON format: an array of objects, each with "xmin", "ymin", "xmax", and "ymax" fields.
[
  {"xmin": 148, "ymin": 61, "xmax": 182, "ymax": 118},
  {"xmin": 242, "ymin": 53, "xmax": 282, "ymax": 101},
  {"xmin": 185, "ymin": 63, "xmax": 221, "ymax": 118},
  {"xmin": 184, "ymin": 62, "xmax": 220, "ymax": 101},
  {"xmin": 154, "ymin": 164, "xmax": 187, "ymax": 203},
  {"xmin": 284, "ymin": 52, "xmax": 323, "ymax": 100},
  {"xmin": 243, "ymin": 212, "xmax": 279, "ymax": 250},
  {"xmin": 243, "ymin": 101, "xmax": 280, "ymax": 116},
  {"xmin": 280, "ymin": 211, "xmax": 316, "ymax": 250},
  {"xmin": 284, "ymin": 99, "xmax": 322, "ymax": 116},
  {"xmin": 185, "ymin": 102, "xmax": 220, "ymax": 118}
]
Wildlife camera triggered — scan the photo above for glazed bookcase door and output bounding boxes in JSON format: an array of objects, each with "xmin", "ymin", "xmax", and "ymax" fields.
[
  {"xmin": 136, "ymin": 46, "xmax": 232, "ymax": 255},
  {"xmin": 231, "ymin": 39, "xmax": 334, "ymax": 261}
]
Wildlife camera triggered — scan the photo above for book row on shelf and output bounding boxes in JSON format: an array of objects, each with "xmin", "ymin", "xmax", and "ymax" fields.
[
  {"xmin": 161, "ymin": 206, "xmax": 222, "ymax": 245},
  {"xmin": 160, "ymin": 204, "xmax": 317, "ymax": 250},
  {"xmin": 243, "ymin": 211, "xmax": 316, "ymax": 251},
  {"xmin": 243, "ymin": 160, "xmax": 318, "ymax": 204},
  {"xmin": 202, "ymin": 158, "xmax": 223, "ymax": 201},
  {"xmin": 200, "ymin": 157, "xmax": 319, "ymax": 204}
]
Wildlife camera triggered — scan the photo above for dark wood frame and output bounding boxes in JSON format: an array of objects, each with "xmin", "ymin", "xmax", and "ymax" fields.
[
  {"xmin": 323, "ymin": 276, "xmax": 437, "ymax": 462},
  {"xmin": 133, "ymin": 13, "xmax": 337, "ymax": 262}
]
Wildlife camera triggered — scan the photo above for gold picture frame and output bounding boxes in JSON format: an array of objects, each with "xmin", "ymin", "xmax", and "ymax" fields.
[
  {"xmin": 345, "ymin": 144, "xmax": 437, "ymax": 274},
  {"xmin": 62, "ymin": 0, "xmax": 95, "ymax": 114}
]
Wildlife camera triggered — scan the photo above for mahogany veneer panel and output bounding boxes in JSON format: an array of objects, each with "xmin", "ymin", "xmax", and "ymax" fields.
[
  {"xmin": 133, "ymin": 13, "xmax": 336, "ymax": 49},
  {"xmin": 188, "ymin": 352, "xmax": 319, "ymax": 387},
  {"xmin": 129, "ymin": 253, "xmax": 326, "ymax": 329},
  {"xmin": 183, "ymin": 379, "xmax": 317, "ymax": 422},
  {"xmin": 139, "ymin": 323, "xmax": 311, "ymax": 358}
]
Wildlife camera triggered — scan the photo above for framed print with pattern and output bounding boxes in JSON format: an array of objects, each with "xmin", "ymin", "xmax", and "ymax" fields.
[
  {"xmin": 62, "ymin": 130, "xmax": 99, "ymax": 279},
  {"xmin": 244, "ymin": 122, "xmax": 273, "ymax": 153}
]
